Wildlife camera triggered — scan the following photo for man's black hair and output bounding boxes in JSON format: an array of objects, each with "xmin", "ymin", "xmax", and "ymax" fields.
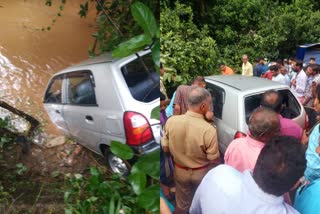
[
  {"xmin": 261, "ymin": 90, "xmax": 283, "ymax": 113},
  {"xmin": 160, "ymin": 62, "xmax": 163, "ymax": 69},
  {"xmin": 269, "ymin": 65, "xmax": 278, "ymax": 72},
  {"xmin": 310, "ymin": 57, "xmax": 316, "ymax": 61},
  {"xmin": 160, "ymin": 92, "xmax": 166, "ymax": 101},
  {"xmin": 276, "ymin": 59, "xmax": 283, "ymax": 66},
  {"xmin": 296, "ymin": 59, "xmax": 303, "ymax": 68},
  {"xmin": 253, "ymin": 136, "xmax": 306, "ymax": 196},
  {"xmin": 219, "ymin": 62, "xmax": 225, "ymax": 67}
]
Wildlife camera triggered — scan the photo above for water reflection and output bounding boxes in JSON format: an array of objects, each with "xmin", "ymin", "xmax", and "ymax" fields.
[{"xmin": 0, "ymin": 0, "xmax": 95, "ymax": 134}]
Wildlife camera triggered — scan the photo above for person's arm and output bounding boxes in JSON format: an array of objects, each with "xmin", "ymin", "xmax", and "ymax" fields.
[
  {"xmin": 296, "ymin": 74, "xmax": 307, "ymax": 93},
  {"xmin": 204, "ymin": 128, "xmax": 220, "ymax": 165},
  {"xmin": 303, "ymin": 96, "xmax": 312, "ymax": 106},
  {"xmin": 160, "ymin": 198, "xmax": 172, "ymax": 214},
  {"xmin": 161, "ymin": 122, "xmax": 170, "ymax": 153},
  {"xmin": 249, "ymin": 64, "xmax": 253, "ymax": 76}
]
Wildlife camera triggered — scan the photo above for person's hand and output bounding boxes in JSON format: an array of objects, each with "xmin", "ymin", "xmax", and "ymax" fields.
[
  {"xmin": 301, "ymin": 130, "xmax": 309, "ymax": 145},
  {"xmin": 205, "ymin": 111, "xmax": 214, "ymax": 122}
]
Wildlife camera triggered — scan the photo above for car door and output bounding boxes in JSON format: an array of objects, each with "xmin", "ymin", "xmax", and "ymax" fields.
[
  {"xmin": 43, "ymin": 74, "xmax": 69, "ymax": 134},
  {"xmin": 62, "ymin": 70, "xmax": 102, "ymax": 153},
  {"xmin": 207, "ymin": 83, "xmax": 236, "ymax": 154}
]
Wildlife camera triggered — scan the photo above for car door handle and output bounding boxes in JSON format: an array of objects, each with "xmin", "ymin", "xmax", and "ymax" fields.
[
  {"xmin": 55, "ymin": 109, "xmax": 61, "ymax": 114},
  {"xmin": 106, "ymin": 115, "xmax": 117, "ymax": 120},
  {"xmin": 85, "ymin": 115, "xmax": 94, "ymax": 121}
]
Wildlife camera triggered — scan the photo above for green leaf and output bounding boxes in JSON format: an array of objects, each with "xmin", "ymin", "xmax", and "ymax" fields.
[
  {"xmin": 65, "ymin": 208, "xmax": 72, "ymax": 214},
  {"xmin": 112, "ymin": 34, "xmax": 152, "ymax": 58},
  {"xmin": 131, "ymin": 2, "xmax": 157, "ymax": 38},
  {"xmin": 90, "ymin": 167, "xmax": 99, "ymax": 177},
  {"xmin": 137, "ymin": 184, "xmax": 160, "ymax": 212},
  {"xmin": 151, "ymin": 39, "xmax": 160, "ymax": 68},
  {"xmin": 110, "ymin": 141, "xmax": 134, "ymax": 160},
  {"xmin": 151, "ymin": 106, "xmax": 160, "ymax": 120},
  {"xmin": 109, "ymin": 196, "xmax": 115, "ymax": 214},
  {"xmin": 87, "ymin": 196, "xmax": 98, "ymax": 203},
  {"xmin": 128, "ymin": 171, "xmax": 146, "ymax": 195},
  {"xmin": 134, "ymin": 151, "xmax": 160, "ymax": 179}
]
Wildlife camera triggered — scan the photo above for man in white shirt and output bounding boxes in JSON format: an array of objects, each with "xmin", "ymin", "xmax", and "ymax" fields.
[
  {"xmin": 190, "ymin": 136, "xmax": 306, "ymax": 214},
  {"xmin": 280, "ymin": 67, "xmax": 291, "ymax": 86},
  {"xmin": 291, "ymin": 60, "xmax": 307, "ymax": 103},
  {"xmin": 272, "ymin": 65, "xmax": 286, "ymax": 84},
  {"xmin": 242, "ymin": 54, "xmax": 253, "ymax": 76}
]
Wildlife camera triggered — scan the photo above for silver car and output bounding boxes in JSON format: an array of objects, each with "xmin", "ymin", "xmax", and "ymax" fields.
[
  {"xmin": 43, "ymin": 50, "xmax": 160, "ymax": 175},
  {"xmin": 205, "ymin": 75, "xmax": 307, "ymax": 154}
]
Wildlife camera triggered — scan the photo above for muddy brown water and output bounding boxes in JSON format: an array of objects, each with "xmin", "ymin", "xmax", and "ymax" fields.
[{"xmin": 0, "ymin": 0, "xmax": 97, "ymax": 135}]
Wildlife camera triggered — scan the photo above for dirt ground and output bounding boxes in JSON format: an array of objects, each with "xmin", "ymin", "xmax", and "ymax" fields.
[{"xmin": 0, "ymin": 139, "xmax": 109, "ymax": 214}]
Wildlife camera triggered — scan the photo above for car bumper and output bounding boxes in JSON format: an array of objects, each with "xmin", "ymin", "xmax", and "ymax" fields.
[{"xmin": 130, "ymin": 139, "xmax": 160, "ymax": 155}]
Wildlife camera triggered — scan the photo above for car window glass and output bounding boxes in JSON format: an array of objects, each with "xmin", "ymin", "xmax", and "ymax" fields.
[
  {"xmin": 121, "ymin": 53, "xmax": 159, "ymax": 102},
  {"xmin": 66, "ymin": 71, "xmax": 97, "ymax": 105},
  {"xmin": 206, "ymin": 84, "xmax": 224, "ymax": 119},
  {"xmin": 44, "ymin": 76, "xmax": 63, "ymax": 104},
  {"xmin": 245, "ymin": 89, "xmax": 301, "ymax": 123},
  {"xmin": 279, "ymin": 90, "xmax": 300, "ymax": 119}
]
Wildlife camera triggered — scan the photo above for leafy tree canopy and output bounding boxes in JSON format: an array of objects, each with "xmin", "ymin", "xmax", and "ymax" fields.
[{"xmin": 161, "ymin": 0, "xmax": 320, "ymax": 83}]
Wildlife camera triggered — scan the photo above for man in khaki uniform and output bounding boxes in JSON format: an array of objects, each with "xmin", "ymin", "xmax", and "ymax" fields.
[{"xmin": 162, "ymin": 87, "xmax": 220, "ymax": 214}]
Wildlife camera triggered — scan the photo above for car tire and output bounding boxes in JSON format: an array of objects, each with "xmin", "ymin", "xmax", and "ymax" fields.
[{"xmin": 104, "ymin": 147, "xmax": 130, "ymax": 176}]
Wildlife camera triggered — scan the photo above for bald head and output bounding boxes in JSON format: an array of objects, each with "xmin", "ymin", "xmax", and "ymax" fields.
[
  {"xmin": 261, "ymin": 90, "xmax": 283, "ymax": 113},
  {"xmin": 188, "ymin": 87, "xmax": 211, "ymax": 108},
  {"xmin": 249, "ymin": 107, "xmax": 280, "ymax": 142}
]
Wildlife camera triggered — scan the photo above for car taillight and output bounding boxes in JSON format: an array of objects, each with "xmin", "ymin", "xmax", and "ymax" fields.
[
  {"xmin": 234, "ymin": 131, "xmax": 247, "ymax": 139},
  {"xmin": 304, "ymin": 113, "xmax": 309, "ymax": 130},
  {"xmin": 123, "ymin": 111, "xmax": 154, "ymax": 146}
]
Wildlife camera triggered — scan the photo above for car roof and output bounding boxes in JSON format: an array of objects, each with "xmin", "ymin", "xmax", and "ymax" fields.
[
  {"xmin": 52, "ymin": 50, "xmax": 151, "ymax": 76},
  {"xmin": 205, "ymin": 75, "xmax": 287, "ymax": 92}
]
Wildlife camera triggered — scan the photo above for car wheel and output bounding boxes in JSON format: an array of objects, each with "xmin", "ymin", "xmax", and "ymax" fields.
[{"xmin": 104, "ymin": 148, "xmax": 130, "ymax": 176}]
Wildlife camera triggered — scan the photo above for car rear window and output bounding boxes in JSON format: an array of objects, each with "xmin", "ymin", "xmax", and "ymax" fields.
[
  {"xmin": 245, "ymin": 89, "xmax": 301, "ymax": 124},
  {"xmin": 121, "ymin": 53, "xmax": 159, "ymax": 102}
]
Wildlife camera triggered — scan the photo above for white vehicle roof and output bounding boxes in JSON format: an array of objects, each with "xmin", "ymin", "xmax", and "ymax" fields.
[{"xmin": 205, "ymin": 75, "xmax": 288, "ymax": 92}]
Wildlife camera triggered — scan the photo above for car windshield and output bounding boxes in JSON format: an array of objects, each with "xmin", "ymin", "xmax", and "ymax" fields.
[
  {"xmin": 121, "ymin": 53, "xmax": 159, "ymax": 103},
  {"xmin": 245, "ymin": 89, "xmax": 301, "ymax": 124}
]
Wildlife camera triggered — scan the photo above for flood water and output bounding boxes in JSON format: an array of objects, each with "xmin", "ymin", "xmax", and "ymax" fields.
[{"xmin": 0, "ymin": 0, "xmax": 96, "ymax": 134}]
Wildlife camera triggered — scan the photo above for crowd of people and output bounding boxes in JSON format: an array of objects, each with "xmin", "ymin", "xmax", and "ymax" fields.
[{"xmin": 159, "ymin": 56, "xmax": 320, "ymax": 214}]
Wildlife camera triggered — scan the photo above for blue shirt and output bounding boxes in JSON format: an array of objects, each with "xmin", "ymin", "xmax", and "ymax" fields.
[
  {"xmin": 262, "ymin": 64, "xmax": 268, "ymax": 74},
  {"xmin": 165, "ymin": 91, "xmax": 176, "ymax": 117},
  {"xmin": 294, "ymin": 179, "xmax": 320, "ymax": 214},
  {"xmin": 253, "ymin": 64, "xmax": 263, "ymax": 77},
  {"xmin": 304, "ymin": 124, "xmax": 320, "ymax": 182}
]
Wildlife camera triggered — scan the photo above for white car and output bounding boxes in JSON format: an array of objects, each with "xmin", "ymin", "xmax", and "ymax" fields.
[
  {"xmin": 43, "ymin": 50, "xmax": 160, "ymax": 175},
  {"xmin": 205, "ymin": 75, "xmax": 307, "ymax": 154}
]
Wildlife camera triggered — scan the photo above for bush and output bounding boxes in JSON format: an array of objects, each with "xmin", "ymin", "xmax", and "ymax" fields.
[
  {"xmin": 161, "ymin": 2, "xmax": 219, "ymax": 85},
  {"xmin": 64, "ymin": 142, "xmax": 160, "ymax": 214}
]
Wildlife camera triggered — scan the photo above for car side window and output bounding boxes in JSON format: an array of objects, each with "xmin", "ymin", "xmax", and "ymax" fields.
[
  {"xmin": 206, "ymin": 84, "xmax": 224, "ymax": 119},
  {"xmin": 44, "ymin": 75, "xmax": 63, "ymax": 104},
  {"xmin": 66, "ymin": 71, "xmax": 97, "ymax": 106}
]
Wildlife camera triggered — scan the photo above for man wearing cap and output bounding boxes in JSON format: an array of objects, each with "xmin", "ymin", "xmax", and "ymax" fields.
[{"xmin": 162, "ymin": 87, "xmax": 220, "ymax": 213}]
